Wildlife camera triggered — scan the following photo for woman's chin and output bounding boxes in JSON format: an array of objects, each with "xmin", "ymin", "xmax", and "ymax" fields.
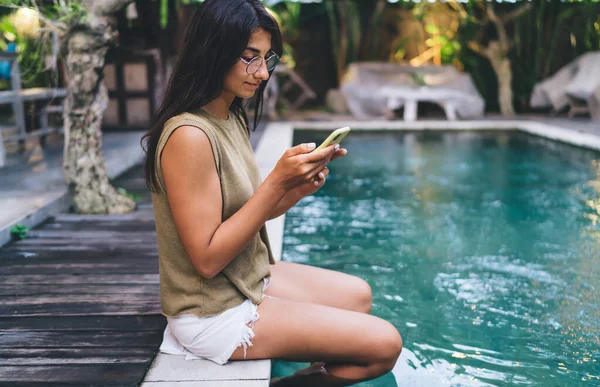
[{"xmin": 238, "ymin": 90, "xmax": 257, "ymax": 99}]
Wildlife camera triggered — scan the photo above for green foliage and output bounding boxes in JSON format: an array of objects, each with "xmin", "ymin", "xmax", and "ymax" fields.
[
  {"xmin": 453, "ymin": 2, "xmax": 500, "ymax": 112},
  {"xmin": 447, "ymin": 0, "xmax": 600, "ymax": 113},
  {"xmin": 324, "ymin": 0, "xmax": 363, "ymax": 83},
  {"xmin": 47, "ymin": 1, "xmax": 87, "ymax": 26},
  {"xmin": 270, "ymin": 1, "xmax": 302, "ymax": 68},
  {"xmin": 0, "ymin": 0, "xmax": 87, "ymax": 26},
  {"xmin": 0, "ymin": 1, "xmax": 88, "ymax": 89},
  {"xmin": 410, "ymin": 2, "xmax": 463, "ymax": 66},
  {"xmin": 117, "ymin": 187, "xmax": 139, "ymax": 201},
  {"xmin": 160, "ymin": 0, "xmax": 168, "ymax": 29},
  {"xmin": 274, "ymin": 1, "xmax": 301, "ymax": 42},
  {"xmin": 0, "ymin": 14, "xmax": 52, "ymax": 89},
  {"xmin": 10, "ymin": 224, "xmax": 29, "ymax": 240}
]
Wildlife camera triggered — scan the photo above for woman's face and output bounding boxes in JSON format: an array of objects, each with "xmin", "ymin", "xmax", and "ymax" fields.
[{"xmin": 223, "ymin": 28, "xmax": 273, "ymax": 100}]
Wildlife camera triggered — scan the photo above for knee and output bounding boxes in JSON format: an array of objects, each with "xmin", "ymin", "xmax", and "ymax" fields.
[
  {"xmin": 353, "ymin": 278, "xmax": 372, "ymax": 314},
  {"xmin": 373, "ymin": 323, "xmax": 403, "ymax": 375}
]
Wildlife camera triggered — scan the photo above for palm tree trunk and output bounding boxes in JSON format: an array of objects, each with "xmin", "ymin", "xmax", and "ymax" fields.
[{"xmin": 62, "ymin": 0, "xmax": 136, "ymax": 214}]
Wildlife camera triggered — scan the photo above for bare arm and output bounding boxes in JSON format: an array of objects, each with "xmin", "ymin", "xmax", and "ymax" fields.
[
  {"xmin": 161, "ymin": 126, "xmax": 335, "ymax": 278},
  {"xmin": 268, "ymin": 190, "xmax": 303, "ymax": 220}
]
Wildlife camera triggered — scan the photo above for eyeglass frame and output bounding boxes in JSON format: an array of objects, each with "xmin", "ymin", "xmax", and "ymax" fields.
[{"xmin": 239, "ymin": 52, "xmax": 280, "ymax": 75}]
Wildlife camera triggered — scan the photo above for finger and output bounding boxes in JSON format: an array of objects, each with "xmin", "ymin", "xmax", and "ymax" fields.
[
  {"xmin": 303, "ymin": 144, "xmax": 338, "ymax": 163},
  {"xmin": 330, "ymin": 148, "xmax": 347, "ymax": 161},
  {"xmin": 313, "ymin": 176, "xmax": 326, "ymax": 187},
  {"xmin": 286, "ymin": 143, "xmax": 316, "ymax": 157},
  {"xmin": 315, "ymin": 167, "xmax": 329, "ymax": 180},
  {"xmin": 306, "ymin": 159, "xmax": 330, "ymax": 178}
]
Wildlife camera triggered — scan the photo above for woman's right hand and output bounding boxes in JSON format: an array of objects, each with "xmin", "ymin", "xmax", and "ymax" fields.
[{"xmin": 269, "ymin": 142, "xmax": 337, "ymax": 193}]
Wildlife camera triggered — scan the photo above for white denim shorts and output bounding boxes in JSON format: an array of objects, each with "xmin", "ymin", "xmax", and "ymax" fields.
[{"xmin": 159, "ymin": 276, "xmax": 273, "ymax": 365}]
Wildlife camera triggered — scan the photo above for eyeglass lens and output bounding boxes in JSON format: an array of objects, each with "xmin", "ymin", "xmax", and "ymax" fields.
[{"xmin": 247, "ymin": 55, "xmax": 278, "ymax": 74}]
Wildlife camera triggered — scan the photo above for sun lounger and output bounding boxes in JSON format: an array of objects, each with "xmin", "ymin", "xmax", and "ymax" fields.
[
  {"xmin": 530, "ymin": 51, "xmax": 600, "ymax": 122},
  {"xmin": 340, "ymin": 62, "xmax": 485, "ymax": 121}
]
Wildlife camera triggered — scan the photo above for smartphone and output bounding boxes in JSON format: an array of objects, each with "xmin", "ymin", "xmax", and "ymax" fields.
[{"xmin": 314, "ymin": 126, "xmax": 351, "ymax": 152}]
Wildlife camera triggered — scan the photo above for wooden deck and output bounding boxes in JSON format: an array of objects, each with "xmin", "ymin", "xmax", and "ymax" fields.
[{"xmin": 0, "ymin": 167, "xmax": 165, "ymax": 386}]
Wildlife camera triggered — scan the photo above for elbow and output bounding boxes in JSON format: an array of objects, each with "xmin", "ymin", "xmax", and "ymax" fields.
[
  {"xmin": 190, "ymin": 255, "xmax": 219, "ymax": 279},
  {"xmin": 197, "ymin": 267, "xmax": 217, "ymax": 279}
]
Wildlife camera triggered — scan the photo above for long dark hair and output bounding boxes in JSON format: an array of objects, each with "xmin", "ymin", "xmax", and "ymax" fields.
[{"xmin": 141, "ymin": 0, "xmax": 283, "ymax": 192}]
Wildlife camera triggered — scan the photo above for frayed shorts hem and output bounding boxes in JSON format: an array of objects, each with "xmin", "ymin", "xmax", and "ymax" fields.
[{"xmin": 159, "ymin": 277, "xmax": 272, "ymax": 365}]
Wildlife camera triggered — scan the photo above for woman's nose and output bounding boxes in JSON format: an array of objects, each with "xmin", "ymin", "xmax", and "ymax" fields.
[{"xmin": 254, "ymin": 59, "xmax": 270, "ymax": 81}]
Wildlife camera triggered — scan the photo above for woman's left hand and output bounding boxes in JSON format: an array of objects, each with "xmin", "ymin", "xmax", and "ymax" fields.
[
  {"xmin": 294, "ymin": 167, "xmax": 330, "ymax": 198},
  {"xmin": 293, "ymin": 148, "xmax": 346, "ymax": 198}
]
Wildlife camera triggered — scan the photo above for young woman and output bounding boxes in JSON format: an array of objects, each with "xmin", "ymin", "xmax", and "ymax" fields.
[{"xmin": 142, "ymin": 0, "xmax": 402, "ymax": 385}]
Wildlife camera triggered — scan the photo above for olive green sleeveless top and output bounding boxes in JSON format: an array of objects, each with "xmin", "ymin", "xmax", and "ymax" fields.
[{"xmin": 151, "ymin": 109, "xmax": 275, "ymax": 318}]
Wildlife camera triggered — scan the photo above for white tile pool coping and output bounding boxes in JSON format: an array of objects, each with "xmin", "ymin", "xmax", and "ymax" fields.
[{"xmin": 142, "ymin": 118, "xmax": 600, "ymax": 386}]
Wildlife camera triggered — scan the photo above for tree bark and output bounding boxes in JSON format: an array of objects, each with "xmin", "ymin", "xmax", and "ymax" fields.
[
  {"xmin": 336, "ymin": 1, "xmax": 349, "ymax": 86},
  {"xmin": 62, "ymin": 0, "xmax": 136, "ymax": 214},
  {"xmin": 486, "ymin": 42, "xmax": 515, "ymax": 117},
  {"xmin": 465, "ymin": 3, "xmax": 530, "ymax": 117}
]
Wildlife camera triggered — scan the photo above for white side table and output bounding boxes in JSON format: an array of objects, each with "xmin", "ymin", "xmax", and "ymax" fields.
[{"xmin": 382, "ymin": 87, "xmax": 458, "ymax": 121}]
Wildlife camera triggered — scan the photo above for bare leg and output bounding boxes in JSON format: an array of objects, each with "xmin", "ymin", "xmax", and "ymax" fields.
[
  {"xmin": 229, "ymin": 297, "xmax": 403, "ymax": 386},
  {"xmin": 267, "ymin": 261, "xmax": 373, "ymax": 314},
  {"xmin": 266, "ymin": 261, "xmax": 378, "ymax": 383}
]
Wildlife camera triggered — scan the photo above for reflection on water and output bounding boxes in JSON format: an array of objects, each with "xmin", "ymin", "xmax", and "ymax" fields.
[{"xmin": 274, "ymin": 131, "xmax": 600, "ymax": 386}]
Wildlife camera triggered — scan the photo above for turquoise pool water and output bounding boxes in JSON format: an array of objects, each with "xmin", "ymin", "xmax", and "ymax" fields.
[{"xmin": 272, "ymin": 130, "xmax": 600, "ymax": 386}]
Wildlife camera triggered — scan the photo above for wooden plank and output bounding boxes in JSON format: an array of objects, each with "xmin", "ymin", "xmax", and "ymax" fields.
[
  {"xmin": 0, "ymin": 284, "xmax": 159, "ymax": 296},
  {"xmin": 3, "ymin": 232, "xmax": 158, "ymax": 244},
  {"xmin": 5, "ymin": 234, "xmax": 158, "ymax": 243},
  {"xmin": 0, "ymin": 167, "xmax": 167, "ymax": 385},
  {"xmin": 0, "ymin": 301, "xmax": 161, "ymax": 317},
  {"xmin": 1, "ymin": 248, "xmax": 158, "ymax": 258},
  {"xmin": 0, "ymin": 250, "xmax": 158, "ymax": 266},
  {"xmin": 1, "ymin": 244, "xmax": 157, "ymax": 253},
  {"xmin": 0, "ymin": 263, "xmax": 158, "ymax": 275},
  {"xmin": 0, "ymin": 383, "xmax": 115, "ymax": 387},
  {"xmin": 0, "ymin": 364, "xmax": 150, "ymax": 385},
  {"xmin": 0, "ymin": 315, "xmax": 165, "ymax": 331},
  {"xmin": 35, "ymin": 223, "xmax": 157, "ymax": 232},
  {"xmin": 0, "ymin": 347, "xmax": 156, "ymax": 359},
  {"xmin": 0, "ymin": 274, "xmax": 159, "ymax": 285},
  {"xmin": 0, "ymin": 330, "xmax": 163, "ymax": 348},
  {"xmin": 1, "ymin": 293, "xmax": 160, "ymax": 305},
  {"xmin": 1, "ymin": 351, "xmax": 153, "ymax": 365},
  {"xmin": 0, "ymin": 253, "xmax": 159, "ymax": 265},
  {"xmin": 49, "ymin": 213, "xmax": 156, "ymax": 223}
]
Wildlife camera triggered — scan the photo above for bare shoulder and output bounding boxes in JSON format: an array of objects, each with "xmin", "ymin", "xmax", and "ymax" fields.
[
  {"xmin": 161, "ymin": 125, "xmax": 213, "ymax": 165},
  {"xmin": 164, "ymin": 125, "xmax": 211, "ymax": 151}
]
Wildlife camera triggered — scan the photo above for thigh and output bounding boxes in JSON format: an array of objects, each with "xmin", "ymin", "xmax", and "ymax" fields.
[
  {"xmin": 267, "ymin": 261, "xmax": 372, "ymax": 313},
  {"xmin": 229, "ymin": 296, "xmax": 401, "ymax": 364}
]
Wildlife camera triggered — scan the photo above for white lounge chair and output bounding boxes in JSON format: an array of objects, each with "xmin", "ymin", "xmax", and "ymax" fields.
[
  {"xmin": 530, "ymin": 51, "xmax": 600, "ymax": 121},
  {"xmin": 340, "ymin": 62, "xmax": 485, "ymax": 121}
]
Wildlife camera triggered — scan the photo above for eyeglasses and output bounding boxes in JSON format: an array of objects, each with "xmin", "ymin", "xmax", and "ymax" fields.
[{"xmin": 239, "ymin": 52, "xmax": 280, "ymax": 75}]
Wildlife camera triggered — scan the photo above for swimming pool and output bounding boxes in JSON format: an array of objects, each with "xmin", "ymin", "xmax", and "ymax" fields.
[{"xmin": 272, "ymin": 130, "xmax": 600, "ymax": 386}]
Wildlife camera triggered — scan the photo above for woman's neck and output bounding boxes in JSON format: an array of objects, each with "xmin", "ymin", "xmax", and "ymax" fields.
[{"xmin": 205, "ymin": 93, "xmax": 234, "ymax": 120}]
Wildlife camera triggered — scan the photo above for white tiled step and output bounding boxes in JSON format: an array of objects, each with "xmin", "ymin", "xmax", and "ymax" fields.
[
  {"xmin": 142, "ymin": 353, "xmax": 270, "ymax": 386},
  {"xmin": 143, "ymin": 382, "xmax": 266, "ymax": 387}
]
